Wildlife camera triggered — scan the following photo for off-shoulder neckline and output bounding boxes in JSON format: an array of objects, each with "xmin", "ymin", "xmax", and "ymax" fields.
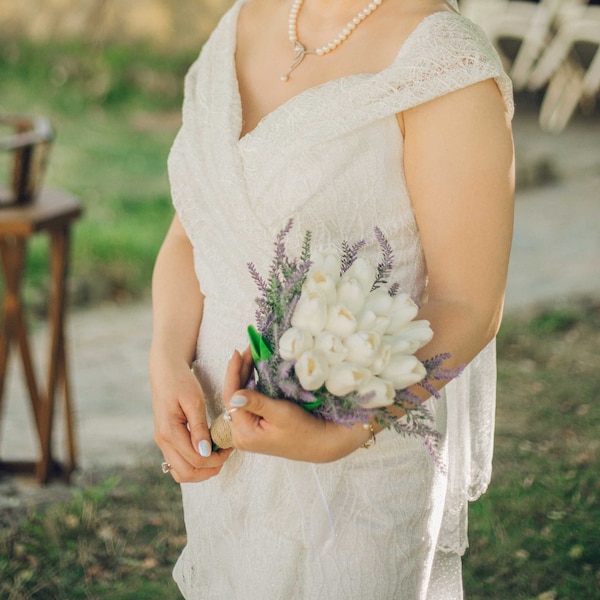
[{"xmin": 232, "ymin": 3, "xmax": 464, "ymax": 142}]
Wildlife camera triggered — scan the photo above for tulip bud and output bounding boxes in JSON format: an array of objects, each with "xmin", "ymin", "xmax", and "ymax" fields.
[
  {"xmin": 363, "ymin": 288, "xmax": 394, "ymax": 315},
  {"xmin": 325, "ymin": 304, "xmax": 358, "ymax": 339},
  {"xmin": 379, "ymin": 354, "xmax": 427, "ymax": 389},
  {"xmin": 340, "ymin": 258, "xmax": 375, "ymax": 296},
  {"xmin": 386, "ymin": 294, "xmax": 420, "ymax": 334},
  {"xmin": 370, "ymin": 342, "xmax": 391, "ymax": 375},
  {"xmin": 393, "ymin": 320, "xmax": 434, "ymax": 352},
  {"xmin": 291, "ymin": 290, "xmax": 328, "ymax": 335},
  {"xmin": 336, "ymin": 277, "xmax": 366, "ymax": 314},
  {"xmin": 305, "ymin": 270, "xmax": 338, "ymax": 305},
  {"xmin": 358, "ymin": 376, "xmax": 395, "ymax": 408},
  {"xmin": 278, "ymin": 327, "xmax": 314, "ymax": 361},
  {"xmin": 294, "ymin": 350, "xmax": 330, "ymax": 391},
  {"xmin": 344, "ymin": 331, "xmax": 381, "ymax": 368},
  {"xmin": 310, "ymin": 249, "xmax": 342, "ymax": 279},
  {"xmin": 313, "ymin": 331, "xmax": 348, "ymax": 365},
  {"xmin": 325, "ymin": 362, "xmax": 371, "ymax": 396},
  {"xmin": 356, "ymin": 310, "xmax": 391, "ymax": 334}
]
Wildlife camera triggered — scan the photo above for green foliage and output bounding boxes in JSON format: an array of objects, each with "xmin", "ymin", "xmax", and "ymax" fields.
[
  {"xmin": 0, "ymin": 39, "xmax": 194, "ymax": 308},
  {"xmin": 528, "ymin": 309, "xmax": 579, "ymax": 334},
  {"xmin": 0, "ymin": 39, "xmax": 194, "ymax": 113}
]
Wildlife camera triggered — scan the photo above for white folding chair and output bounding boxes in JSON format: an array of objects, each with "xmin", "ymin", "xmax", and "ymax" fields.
[
  {"xmin": 461, "ymin": 0, "xmax": 589, "ymax": 90},
  {"xmin": 528, "ymin": 5, "xmax": 600, "ymax": 131}
]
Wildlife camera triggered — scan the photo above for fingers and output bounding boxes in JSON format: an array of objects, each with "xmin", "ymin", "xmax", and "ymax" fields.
[
  {"xmin": 239, "ymin": 346, "xmax": 254, "ymax": 385},
  {"xmin": 228, "ymin": 387, "xmax": 290, "ymax": 421},
  {"xmin": 163, "ymin": 447, "xmax": 234, "ymax": 483},
  {"xmin": 188, "ymin": 413, "xmax": 213, "ymax": 459},
  {"xmin": 223, "ymin": 350, "xmax": 244, "ymax": 403},
  {"xmin": 154, "ymin": 400, "xmax": 212, "ymax": 464}
]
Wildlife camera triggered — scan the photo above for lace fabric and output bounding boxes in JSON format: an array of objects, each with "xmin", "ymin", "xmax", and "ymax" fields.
[{"xmin": 168, "ymin": 1, "xmax": 513, "ymax": 596}]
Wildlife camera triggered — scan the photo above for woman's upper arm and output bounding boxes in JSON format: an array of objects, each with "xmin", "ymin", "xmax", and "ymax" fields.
[
  {"xmin": 166, "ymin": 212, "xmax": 192, "ymax": 244},
  {"xmin": 402, "ymin": 78, "xmax": 515, "ymax": 333}
]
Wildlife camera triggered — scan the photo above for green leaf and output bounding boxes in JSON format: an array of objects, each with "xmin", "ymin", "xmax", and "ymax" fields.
[
  {"xmin": 247, "ymin": 325, "xmax": 273, "ymax": 363},
  {"xmin": 301, "ymin": 396, "xmax": 325, "ymax": 411}
]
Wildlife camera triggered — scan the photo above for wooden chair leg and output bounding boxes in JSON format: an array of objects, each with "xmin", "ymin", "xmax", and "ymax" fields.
[
  {"xmin": 59, "ymin": 339, "xmax": 77, "ymax": 478},
  {"xmin": 0, "ymin": 237, "xmax": 44, "ymax": 443},
  {"xmin": 37, "ymin": 226, "xmax": 76, "ymax": 482}
]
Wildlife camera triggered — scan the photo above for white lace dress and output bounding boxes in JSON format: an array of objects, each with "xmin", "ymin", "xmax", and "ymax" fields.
[{"xmin": 167, "ymin": 1, "xmax": 513, "ymax": 598}]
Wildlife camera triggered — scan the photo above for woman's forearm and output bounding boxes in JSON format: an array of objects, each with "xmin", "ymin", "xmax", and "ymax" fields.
[
  {"xmin": 150, "ymin": 215, "xmax": 204, "ymax": 372},
  {"xmin": 150, "ymin": 216, "xmax": 234, "ymax": 477}
]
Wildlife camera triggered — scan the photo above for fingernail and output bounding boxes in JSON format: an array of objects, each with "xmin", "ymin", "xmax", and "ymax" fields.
[
  {"xmin": 198, "ymin": 440, "xmax": 212, "ymax": 457},
  {"xmin": 230, "ymin": 394, "xmax": 247, "ymax": 408}
]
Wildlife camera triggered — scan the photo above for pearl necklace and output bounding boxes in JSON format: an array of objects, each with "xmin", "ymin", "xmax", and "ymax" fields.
[{"xmin": 281, "ymin": 0, "xmax": 384, "ymax": 82}]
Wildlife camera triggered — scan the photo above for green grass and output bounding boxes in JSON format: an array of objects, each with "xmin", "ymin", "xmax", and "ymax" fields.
[
  {"xmin": 0, "ymin": 469, "xmax": 185, "ymax": 599},
  {"xmin": 0, "ymin": 303, "xmax": 598, "ymax": 599},
  {"xmin": 0, "ymin": 39, "xmax": 199, "ymax": 308},
  {"xmin": 464, "ymin": 302, "xmax": 600, "ymax": 599}
]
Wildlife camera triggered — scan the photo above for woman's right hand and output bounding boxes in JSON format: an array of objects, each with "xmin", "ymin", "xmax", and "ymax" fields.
[{"xmin": 151, "ymin": 358, "xmax": 233, "ymax": 483}]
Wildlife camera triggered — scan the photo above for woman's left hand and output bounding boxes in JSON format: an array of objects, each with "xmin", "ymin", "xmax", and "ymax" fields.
[{"xmin": 222, "ymin": 349, "xmax": 373, "ymax": 463}]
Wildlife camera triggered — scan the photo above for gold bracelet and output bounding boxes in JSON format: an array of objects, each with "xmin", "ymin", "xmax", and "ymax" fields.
[{"xmin": 360, "ymin": 422, "xmax": 376, "ymax": 449}]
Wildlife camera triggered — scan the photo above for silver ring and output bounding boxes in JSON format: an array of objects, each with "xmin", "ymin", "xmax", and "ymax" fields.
[
  {"xmin": 223, "ymin": 407, "xmax": 239, "ymax": 422},
  {"xmin": 161, "ymin": 461, "xmax": 172, "ymax": 474}
]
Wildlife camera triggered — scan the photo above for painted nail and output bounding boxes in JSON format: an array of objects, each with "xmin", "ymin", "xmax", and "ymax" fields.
[
  {"xmin": 230, "ymin": 395, "xmax": 247, "ymax": 408},
  {"xmin": 198, "ymin": 440, "xmax": 212, "ymax": 457}
]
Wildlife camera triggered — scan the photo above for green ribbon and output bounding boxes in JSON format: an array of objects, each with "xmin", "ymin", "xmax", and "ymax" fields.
[{"xmin": 247, "ymin": 325, "xmax": 273, "ymax": 363}]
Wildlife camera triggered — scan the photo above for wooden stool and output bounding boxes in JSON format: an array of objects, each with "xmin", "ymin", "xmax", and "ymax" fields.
[{"xmin": 0, "ymin": 114, "xmax": 82, "ymax": 483}]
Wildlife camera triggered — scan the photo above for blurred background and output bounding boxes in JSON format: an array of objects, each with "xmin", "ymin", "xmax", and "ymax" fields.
[{"xmin": 0, "ymin": 1, "xmax": 598, "ymax": 599}]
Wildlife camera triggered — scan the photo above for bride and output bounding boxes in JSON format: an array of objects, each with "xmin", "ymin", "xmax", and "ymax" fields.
[{"xmin": 149, "ymin": 0, "xmax": 514, "ymax": 597}]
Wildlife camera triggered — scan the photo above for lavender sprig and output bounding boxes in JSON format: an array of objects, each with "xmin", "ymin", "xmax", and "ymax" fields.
[
  {"xmin": 340, "ymin": 239, "xmax": 366, "ymax": 274},
  {"xmin": 372, "ymin": 226, "xmax": 395, "ymax": 291}
]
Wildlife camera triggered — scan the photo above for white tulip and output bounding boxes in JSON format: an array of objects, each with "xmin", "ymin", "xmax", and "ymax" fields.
[
  {"xmin": 325, "ymin": 304, "xmax": 357, "ymax": 339},
  {"xmin": 336, "ymin": 277, "xmax": 366, "ymax": 314},
  {"xmin": 382, "ymin": 334, "xmax": 416, "ymax": 355},
  {"xmin": 291, "ymin": 290, "xmax": 328, "ymax": 335},
  {"xmin": 394, "ymin": 320, "xmax": 434, "ymax": 351},
  {"xmin": 386, "ymin": 293, "xmax": 420, "ymax": 334},
  {"xmin": 304, "ymin": 269, "xmax": 338, "ymax": 305},
  {"xmin": 363, "ymin": 288, "xmax": 394, "ymax": 315},
  {"xmin": 379, "ymin": 354, "xmax": 427, "ymax": 389},
  {"xmin": 340, "ymin": 258, "xmax": 375, "ymax": 296},
  {"xmin": 325, "ymin": 362, "xmax": 371, "ymax": 396},
  {"xmin": 344, "ymin": 331, "xmax": 381, "ymax": 367},
  {"xmin": 294, "ymin": 350, "xmax": 329, "ymax": 391},
  {"xmin": 358, "ymin": 376, "xmax": 395, "ymax": 408},
  {"xmin": 278, "ymin": 327, "xmax": 314, "ymax": 361},
  {"xmin": 356, "ymin": 309, "xmax": 391, "ymax": 334},
  {"xmin": 370, "ymin": 342, "xmax": 391, "ymax": 375},
  {"xmin": 310, "ymin": 248, "xmax": 342, "ymax": 279},
  {"xmin": 313, "ymin": 331, "xmax": 348, "ymax": 365},
  {"xmin": 356, "ymin": 288, "xmax": 395, "ymax": 333}
]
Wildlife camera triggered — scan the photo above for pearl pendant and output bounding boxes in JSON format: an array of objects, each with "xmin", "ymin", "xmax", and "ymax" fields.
[{"xmin": 283, "ymin": 0, "xmax": 385, "ymax": 82}]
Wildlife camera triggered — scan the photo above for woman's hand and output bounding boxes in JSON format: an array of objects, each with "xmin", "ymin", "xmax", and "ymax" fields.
[
  {"xmin": 150, "ymin": 215, "xmax": 232, "ymax": 482},
  {"xmin": 151, "ymin": 358, "xmax": 233, "ymax": 483},
  {"xmin": 222, "ymin": 349, "xmax": 373, "ymax": 463}
]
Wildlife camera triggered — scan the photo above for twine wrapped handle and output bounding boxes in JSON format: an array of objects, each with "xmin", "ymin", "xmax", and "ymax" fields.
[
  {"xmin": 210, "ymin": 328, "xmax": 271, "ymax": 450},
  {"xmin": 210, "ymin": 412, "xmax": 234, "ymax": 450}
]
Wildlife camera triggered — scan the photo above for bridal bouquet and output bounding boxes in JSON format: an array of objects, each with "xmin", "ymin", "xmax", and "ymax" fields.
[{"xmin": 211, "ymin": 220, "xmax": 459, "ymax": 466}]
